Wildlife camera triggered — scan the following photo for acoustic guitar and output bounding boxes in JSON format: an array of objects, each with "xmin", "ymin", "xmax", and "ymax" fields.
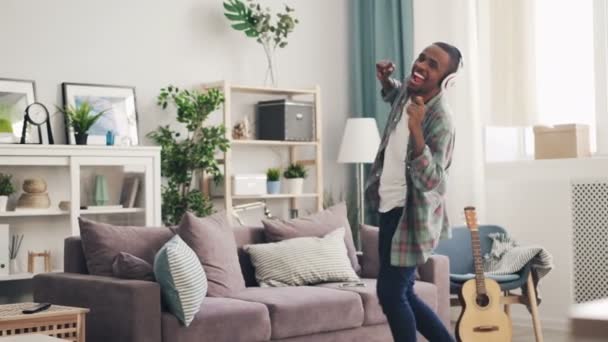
[{"xmin": 456, "ymin": 206, "xmax": 512, "ymax": 342}]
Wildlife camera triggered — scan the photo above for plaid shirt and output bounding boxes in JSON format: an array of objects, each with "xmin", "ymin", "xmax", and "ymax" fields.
[{"xmin": 365, "ymin": 77, "xmax": 455, "ymax": 267}]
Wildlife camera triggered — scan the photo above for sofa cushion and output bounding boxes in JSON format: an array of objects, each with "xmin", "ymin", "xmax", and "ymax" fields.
[
  {"xmin": 244, "ymin": 228, "xmax": 359, "ymax": 287},
  {"xmin": 178, "ymin": 211, "xmax": 245, "ymax": 297},
  {"xmin": 162, "ymin": 297, "xmax": 271, "ymax": 342},
  {"xmin": 316, "ymin": 278, "xmax": 438, "ymax": 326},
  {"xmin": 360, "ymin": 224, "xmax": 420, "ymax": 280},
  {"xmin": 229, "ymin": 286, "xmax": 364, "ymax": 339},
  {"xmin": 154, "ymin": 235, "xmax": 208, "ymax": 327},
  {"xmin": 262, "ymin": 202, "xmax": 361, "ymax": 274},
  {"xmin": 112, "ymin": 252, "xmax": 155, "ymax": 281},
  {"xmin": 78, "ymin": 217, "xmax": 174, "ymax": 277}
]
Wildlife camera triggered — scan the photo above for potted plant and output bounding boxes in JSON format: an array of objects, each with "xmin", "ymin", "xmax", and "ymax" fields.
[
  {"xmin": 224, "ymin": 0, "xmax": 299, "ymax": 86},
  {"xmin": 58, "ymin": 101, "xmax": 107, "ymax": 145},
  {"xmin": 283, "ymin": 163, "xmax": 307, "ymax": 194},
  {"xmin": 266, "ymin": 168, "xmax": 281, "ymax": 194},
  {"xmin": 0, "ymin": 173, "xmax": 15, "ymax": 212},
  {"xmin": 147, "ymin": 85, "xmax": 229, "ymax": 225}
]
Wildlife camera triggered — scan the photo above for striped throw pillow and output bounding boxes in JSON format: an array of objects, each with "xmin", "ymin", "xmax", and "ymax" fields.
[
  {"xmin": 244, "ymin": 227, "xmax": 359, "ymax": 287},
  {"xmin": 154, "ymin": 235, "xmax": 207, "ymax": 326}
]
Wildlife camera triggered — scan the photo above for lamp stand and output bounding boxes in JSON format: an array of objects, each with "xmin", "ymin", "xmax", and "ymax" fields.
[{"xmin": 356, "ymin": 163, "xmax": 366, "ymax": 250}]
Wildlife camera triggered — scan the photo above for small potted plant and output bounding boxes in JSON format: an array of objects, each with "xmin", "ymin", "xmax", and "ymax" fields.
[
  {"xmin": 58, "ymin": 101, "xmax": 107, "ymax": 145},
  {"xmin": 283, "ymin": 163, "xmax": 307, "ymax": 194},
  {"xmin": 0, "ymin": 173, "xmax": 15, "ymax": 212},
  {"xmin": 266, "ymin": 168, "xmax": 281, "ymax": 194}
]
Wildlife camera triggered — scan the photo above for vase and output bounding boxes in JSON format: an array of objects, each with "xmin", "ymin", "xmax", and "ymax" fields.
[
  {"xmin": 75, "ymin": 132, "xmax": 88, "ymax": 145},
  {"xmin": 262, "ymin": 41, "xmax": 278, "ymax": 87},
  {"xmin": 9, "ymin": 259, "xmax": 21, "ymax": 275},
  {"xmin": 285, "ymin": 178, "xmax": 304, "ymax": 194},
  {"xmin": 94, "ymin": 175, "xmax": 109, "ymax": 206},
  {"xmin": 0, "ymin": 195, "xmax": 7, "ymax": 212},
  {"xmin": 267, "ymin": 181, "xmax": 281, "ymax": 194}
]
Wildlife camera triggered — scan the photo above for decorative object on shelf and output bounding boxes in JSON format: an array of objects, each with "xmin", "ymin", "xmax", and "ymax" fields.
[
  {"xmin": 232, "ymin": 116, "xmax": 251, "ymax": 140},
  {"xmin": 266, "ymin": 168, "xmax": 281, "ymax": 194},
  {"xmin": 106, "ymin": 130, "xmax": 115, "ymax": 145},
  {"xmin": 0, "ymin": 225, "xmax": 8, "ymax": 276},
  {"xmin": 147, "ymin": 85, "xmax": 229, "ymax": 225},
  {"xmin": 232, "ymin": 174, "xmax": 267, "ymax": 195},
  {"xmin": 223, "ymin": 0, "xmax": 299, "ymax": 87},
  {"xmin": 62, "ymin": 83, "xmax": 140, "ymax": 145},
  {"xmin": 232, "ymin": 201, "xmax": 274, "ymax": 226},
  {"xmin": 27, "ymin": 250, "xmax": 51, "ymax": 274},
  {"xmin": 284, "ymin": 163, "xmax": 307, "ymax": 194},
  {"xmin": 0, "ymin": 78, "xmax": 37, "ymax": 144},
  {"xmin": 16, "ymin": 177, "xmax": 51, "ymax": 209},
  {"xmin": 120, "ymin": 176, "xmax": 140, "ymax": 208},
  {"xmin": 0, "ymin": 172, "xmax": 15, "ymax": 212},
  {"xmin": 58, "ymin": 200, "xmax": 71, "ymax": 211},
  {"xmin": 57, "ymin": 100, "xmax": 107, "ymax": 145},
  {"xmin": 338, "ymin": 118, "xmax": 380, "ymax": 231},
  {"xmin": 256, "ymin": 99, "xmax": 314, "ymax": 141},
  {"xmin": 94, "ymin": 175, "xmax": 109, "ymax": 206},
  {"xmin": 8, "ymin": 233, "xmax": 24, "ymax": 275},
  {"xmin": 20, "ymin": 102, "xmax": 54, "ymax": 145}
]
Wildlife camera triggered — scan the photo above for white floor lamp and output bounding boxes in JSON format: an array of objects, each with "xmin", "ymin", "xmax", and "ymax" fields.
[{"xmin": 338, "ymin": 118, "xmax": 381, "ymax": 247}]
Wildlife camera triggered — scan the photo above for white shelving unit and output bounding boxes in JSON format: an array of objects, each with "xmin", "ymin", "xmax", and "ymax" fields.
[
  {"xmin": 201, "ymin": 81, "xmax": 324, "ymax": 222},
  {"xmin": 0, "ymin": 145, "xmax": 161, "ymax": 282}
]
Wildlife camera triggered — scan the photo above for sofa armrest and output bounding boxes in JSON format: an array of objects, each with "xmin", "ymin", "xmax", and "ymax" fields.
[
  {"xmin": 418, "ymin": 255, "xmax": 451, "ymax": 328},
  {"xmin": 33, "ymin": 273, "xmax": 162, "ymax": 342}
]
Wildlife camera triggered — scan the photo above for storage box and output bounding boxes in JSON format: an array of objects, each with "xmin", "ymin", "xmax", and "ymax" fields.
[
  {"xmin": 256, "ymin": 100, "xmax": 315, "ymax": 141},
  {"xmin": 533, "ymin": 124, "xmax": 591, "ymax": 159},
  {"xmin": 232, "ymin": 174, "xmax": 267, "ymax": 196}
]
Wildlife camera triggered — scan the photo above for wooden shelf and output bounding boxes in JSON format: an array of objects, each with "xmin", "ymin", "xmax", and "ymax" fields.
[
  {"xmin": 0, "ymin": 269, "xmax": 63, "ymax": 282},
  {"xmin": 231, "ymin": 140, "xmax": 318, "ymax": 147},
  {"xmin": 0, "ymin": 210, "xmax": 68, "ymax": 217},
  {"xmin": 232, "ymin": 193, "xmax": 319, "ymax": 200},
  {"xmin": 80, "ymin": 208, "xmax": 145, "ymax": 215}
]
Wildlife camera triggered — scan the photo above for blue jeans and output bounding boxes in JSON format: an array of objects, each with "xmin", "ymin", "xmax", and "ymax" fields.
[{"xmin": 376, "ymin": 207, "xmax": 455, "ymax": 342}]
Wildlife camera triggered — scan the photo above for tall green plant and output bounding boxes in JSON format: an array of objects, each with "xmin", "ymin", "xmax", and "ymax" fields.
[{"xmin": 147, "ymin": 86, "xmax": 229, "ymax": 225}]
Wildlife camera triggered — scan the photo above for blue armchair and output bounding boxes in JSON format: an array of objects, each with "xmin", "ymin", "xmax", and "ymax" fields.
[{"xmin": 434, "ymin": 225, "xmax": 543, "ymax": 342}]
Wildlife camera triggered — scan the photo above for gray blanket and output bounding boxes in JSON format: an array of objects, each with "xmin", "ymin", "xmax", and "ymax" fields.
[{"xmin": 483, "ymin": 232, "xmax": 554, "ymax": 308}]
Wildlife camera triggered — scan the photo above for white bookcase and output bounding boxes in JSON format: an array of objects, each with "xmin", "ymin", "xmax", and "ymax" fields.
[
  {"xmin": 0, "ymin": 145, "xmax": 161, "ymax": 282},
  {"xmin": 200, "ymin": 81, "xmax": 324, "ymax": 224}
]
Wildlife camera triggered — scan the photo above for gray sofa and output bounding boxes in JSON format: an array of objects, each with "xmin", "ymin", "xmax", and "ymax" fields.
[{"xmin": 33, "ymin": 225, "xmax": 450, "ymax": 342}]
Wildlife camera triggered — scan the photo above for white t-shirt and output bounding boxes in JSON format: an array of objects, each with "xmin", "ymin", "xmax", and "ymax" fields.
[{"xmin": 378, "ymin": 102, "xmax": 410, "ymax": 213}]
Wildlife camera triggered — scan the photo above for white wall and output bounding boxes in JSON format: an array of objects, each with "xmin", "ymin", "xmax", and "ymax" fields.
[{"xmin": 0, "ymin": 0, "xmax": 350, "ymax": 199}]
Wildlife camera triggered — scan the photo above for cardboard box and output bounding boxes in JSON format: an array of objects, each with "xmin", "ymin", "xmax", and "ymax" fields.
[{"xmin": 533, "ymin": 124, "xmax": 591, "ymax": 159}]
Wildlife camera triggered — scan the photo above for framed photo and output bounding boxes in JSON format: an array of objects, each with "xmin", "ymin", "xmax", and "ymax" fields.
[
  {"xmin": 0, "ymin": 78, "xmax": 37, "ymax": 144},
  {"xmin": 62, "ymin": 83, "xmax": 139, "ymax": 145}
]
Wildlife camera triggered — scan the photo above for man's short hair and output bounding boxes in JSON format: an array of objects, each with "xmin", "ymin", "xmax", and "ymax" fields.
[{"xmin": 433, "ymin": 42, "xmax": 463, "ymax": 76}]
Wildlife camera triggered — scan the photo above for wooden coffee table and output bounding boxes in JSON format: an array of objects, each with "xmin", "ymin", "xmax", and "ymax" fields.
[{"xmin": 0, "ymin": 303, "xmax": 89, "ymax": 342}]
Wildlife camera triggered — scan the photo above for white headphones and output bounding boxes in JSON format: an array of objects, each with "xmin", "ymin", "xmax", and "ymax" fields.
[{"xmin": 440, "ymin": 54, "xmax": 464, "ymax": 91}]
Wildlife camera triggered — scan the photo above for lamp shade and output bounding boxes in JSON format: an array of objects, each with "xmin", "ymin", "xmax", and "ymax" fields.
[{"xmin": 337, "ymin": 118, "xmax": 381, "ymax": 163}]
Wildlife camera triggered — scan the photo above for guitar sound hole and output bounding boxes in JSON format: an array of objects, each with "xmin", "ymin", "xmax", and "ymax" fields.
[{"xmin": 476, "ymin": 294, "xmax": 490, "ymax": 307}]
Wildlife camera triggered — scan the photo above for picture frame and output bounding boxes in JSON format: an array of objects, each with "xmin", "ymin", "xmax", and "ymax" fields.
[
  {"xmin": 0, "ymin": 78, "xmax": 37, "ymax": 144},
  {"xmin": 62, "ymin": 83, "xmax": 139, "ymax": 146}
]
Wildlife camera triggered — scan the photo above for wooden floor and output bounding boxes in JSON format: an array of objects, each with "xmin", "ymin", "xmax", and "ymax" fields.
[{"xmin": 450, "ymin": 323, "xmax": 570, "ymax": 342}]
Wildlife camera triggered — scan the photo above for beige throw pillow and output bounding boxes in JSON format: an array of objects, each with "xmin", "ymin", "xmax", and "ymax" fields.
[{"xmin": 244, "ymin": 228, "xmax": 360, "ymax": 287}]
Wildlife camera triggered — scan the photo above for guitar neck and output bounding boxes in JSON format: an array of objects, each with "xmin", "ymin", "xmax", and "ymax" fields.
[{"xmin": 470, "ymin": 229, "xmax": 487, "ymax": 295}]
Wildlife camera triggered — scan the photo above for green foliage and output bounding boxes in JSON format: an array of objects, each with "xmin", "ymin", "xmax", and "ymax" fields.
[
  {"xmin": 283, "ymin": 163, "xmax": 307, "ymax": 179},
  {"xmin": 266, "ymin": 168, "xmax": 281, "ymax": 181},
  {"xmin": 0, "ymin": 173, "xmax": 15, "ymax": 197},
  {"xmin": 57, "ymin": 101, "xmax": 106, "ymax": 135},
  {"xmin": 147, "ymin": 86, "xmax": 230, "ymax": 225},
  {"xmin": 223, "ymin": 0, "xmax": 299, "ymax": 49}
]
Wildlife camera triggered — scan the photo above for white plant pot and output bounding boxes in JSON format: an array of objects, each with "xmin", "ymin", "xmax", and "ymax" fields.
[
  {"xmin": 286, "ymin": 178, "xmax": 304, "ymax": 194},
  {"xmin": 9, "ymin": 259, "xmax": 21, "ymax": 275},
  {"xmin": 0, "ymin": 196, "xmax": 8, "ymax": 212}
]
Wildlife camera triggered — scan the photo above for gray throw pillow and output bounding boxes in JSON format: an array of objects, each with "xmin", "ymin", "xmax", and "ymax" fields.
[
  {"xmin": 261, "ymin": 202, "xmax": 361, "ymax": 274},
  {"xmin": 79, "ymin": 217, "xmax": 175, "ymax": 277},
  {"xmin": 112, "ymin": 252, "xmax": 155, "ymax": 281},
  {"xmin": 244, "ymin": 228, "xmax": 359, "ymax": 287},
  {"xmin": 178, "ymin": 211, "xmax": 245, "ymax": 297}
]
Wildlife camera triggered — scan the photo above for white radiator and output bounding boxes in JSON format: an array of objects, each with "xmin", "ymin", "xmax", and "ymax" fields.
[{"xmin": 571, "ymin": 180, "xmax": 608, "ymax": 303}]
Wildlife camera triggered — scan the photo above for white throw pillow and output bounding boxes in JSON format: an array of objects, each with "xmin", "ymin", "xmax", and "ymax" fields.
[{"xmin": 244, "ymin": 227, "xmax": 359, "ymax": 287}]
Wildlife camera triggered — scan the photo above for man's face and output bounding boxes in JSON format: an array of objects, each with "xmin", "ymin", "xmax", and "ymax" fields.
[{"xmin": 407, "ymin": 45, "xmax": 452, "ymax": 95}]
